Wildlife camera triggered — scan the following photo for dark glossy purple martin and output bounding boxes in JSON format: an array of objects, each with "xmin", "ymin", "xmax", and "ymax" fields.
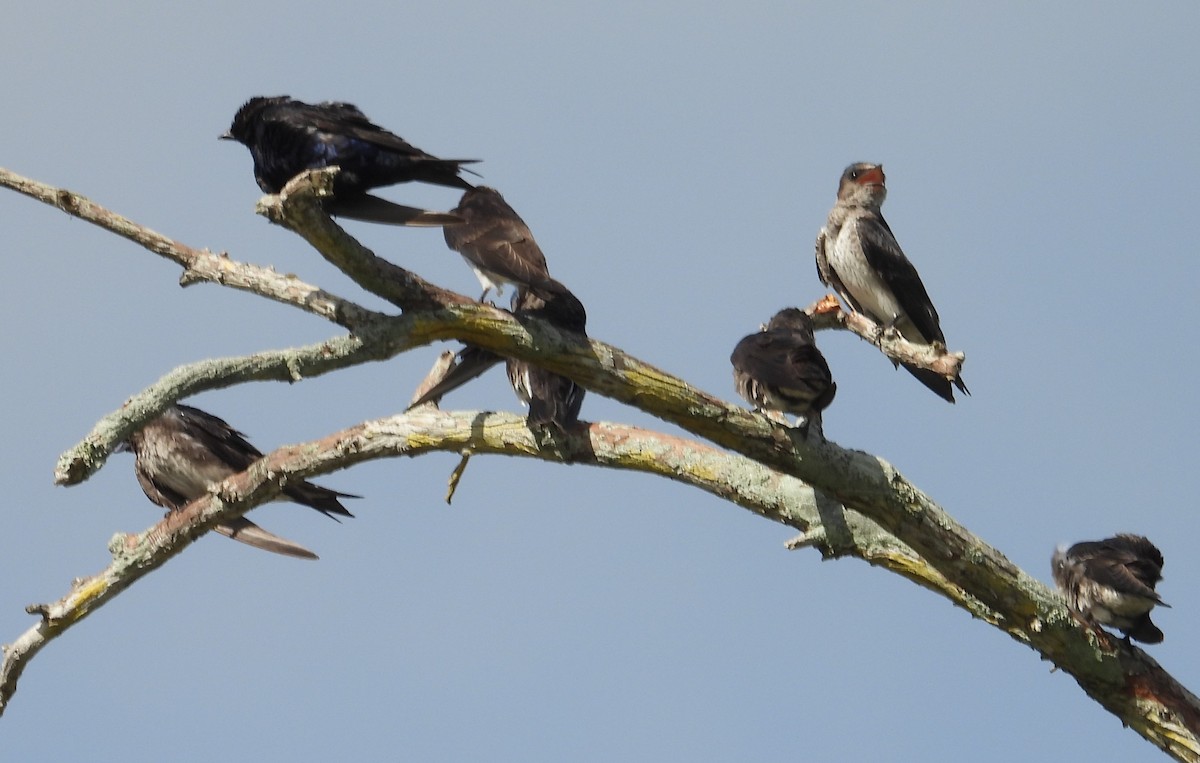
[
  {"xmin": 409, "ymin": 282, "xmax": 587, "ymax": 431},
  {"xmin": 443, "ymin": 186, "xmax": 558, "ymax": 302},
  {"xmin": 815, "ymin": 163, "xmax": 968, "ymax": 402},
  {"xmin": 730, "ymin": 308, "xmax": 836, "ymax": 437},
  {"xmin": 1052, "ymin": 534, "xmax": 1169, "ymax": 644},
  {"xmin": 222, "ymin": 95, "xmax": 475, "ymax": 226},
  {"xmin": 117, "ymin": 404, "xmax": 358, "ymax": 560}
]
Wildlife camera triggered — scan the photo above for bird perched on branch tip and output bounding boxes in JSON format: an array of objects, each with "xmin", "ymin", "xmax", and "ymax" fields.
[{"xmin": 815, "ymin": 162, "xmax": 968, "ymax": 402}]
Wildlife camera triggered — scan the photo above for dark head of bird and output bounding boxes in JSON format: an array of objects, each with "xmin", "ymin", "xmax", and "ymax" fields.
[
  {"xmin": 454, "ymin": 186, "xmax": 512, "ymax": 218},
  {"xmin": 765, "ymin": 308, "xmax": 817, "ymax": 340},
  {"xmin": 220, "ymin": 96, "xmax": 290, "ymax": 143}
]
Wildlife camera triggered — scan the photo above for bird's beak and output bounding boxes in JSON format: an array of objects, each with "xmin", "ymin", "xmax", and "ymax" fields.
[
  {"xmin": 858, "ymin": 165, "xmax": 885, "ymax": 186},
  {"xmin": 218, "ymin": 131, "xmax": 234, "ymax": 141}
]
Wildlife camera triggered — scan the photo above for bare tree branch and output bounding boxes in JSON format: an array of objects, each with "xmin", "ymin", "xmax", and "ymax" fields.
[
  {"xmin": 0, "ymin": 167, "xmax": 378, "ymax": 330},
  {"xmin": 257, "ymin": 168, "xmax": 469, "ymax": 312},
  {"xmin": 0, "ymin": 411, "xmax": 986, "ymax": 717},
  {"xmin": 806, "ymin": 293, "xmax": 967, "ymax": 382},
  {"xmin": 4, "ymin": 167, "xmax": 1197, "ymax": 760}
]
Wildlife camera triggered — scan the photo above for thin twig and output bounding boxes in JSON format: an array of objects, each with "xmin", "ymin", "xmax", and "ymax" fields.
[
  {"xmin": 806, "ymin": 293, "xmax": 967, "ymax": 382},
  {"xmin": 0, "ymin": 166, "xmax": 378, "ymax": 329}
]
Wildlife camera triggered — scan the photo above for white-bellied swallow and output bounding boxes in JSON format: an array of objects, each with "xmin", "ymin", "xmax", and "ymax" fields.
[
  {"xmin": 117, "ymin": 404, "xmax": 357, "ymax": 560},
  {"xmin": 409, "ymin": 281, "xmax": 587, "ymax": 431},
  {"xmin": 221, "ymin": 96, "xmax": 473, "ymax": 226},
  {"xmin": 815, "ymin": 162, "xmax": 968, "ymax": 402},
  {"xmin": 730, "ymin": 308, "xmax": 836, "ymax": 437},
  {"xmin": 443, "ymin": 186, "xmax": 558, "ymax": 302},
  {"xmin": 1052, "ymin": 534, "xmax": 1169, "ymax": 644}
]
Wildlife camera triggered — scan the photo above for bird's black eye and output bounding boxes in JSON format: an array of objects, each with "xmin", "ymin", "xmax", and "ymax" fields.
[{"xmin": 849, "ymin": 168, "xmax": 861, "ymax": 180}]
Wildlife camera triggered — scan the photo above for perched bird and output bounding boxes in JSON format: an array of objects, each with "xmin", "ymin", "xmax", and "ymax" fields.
[
  {"xmin": 443, "ymin": 186, "xmax": 558, "ymax": 302},
  {"xmin": 221, "ymin": 95, "xmax": 475, "ymax": 226},
  {"xmin": 117, "ymin": 404, "xmax": 358, "ymax": 560},
  {"xmin": 408, "ymin": 282, "xmax": 588, "ymax": 430},
  {"xmin": 1052, "ymin": 534, "xmax": 1169, "ymax": 644},
  {"xmin": 815, "ymin": 163, "xmax": 968, "ymax": 402},
  {"xmin": 730, "ymin": 308, "xmax": 836, "ymax": 436}
]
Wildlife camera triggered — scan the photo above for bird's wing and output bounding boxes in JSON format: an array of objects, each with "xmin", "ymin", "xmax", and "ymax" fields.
[
  {"xmin": 1080, "ymin": 545, "xmax": 1167, "ymax": 604},
  {"xmin": 174, "ymin": 404, "xmax": 262, "ymax": 471},
  {"xmin": 731, "ymin": 332, "xmax": 821, "ymax": 391},
  {"xmin": 814, "ymin": 229, "xmax": 861, "ymax": 313},
  {"xmin": 854, "ymin": 214, "xmax": 946, "ymax": 345},
  {"xmin": 1106, "ymin": 536, "xmax": 1168, "ymax": 602},
  {"xmin": 301, "ymin": 102, "xmax": 429, "ymax": 157},
  {"xmin": 446, "ymin": 215, "xmax": 553, "ymax": 289},
  {"xmin": 306, "ymin": 101, "xmax": 478, "ymax": 166}
]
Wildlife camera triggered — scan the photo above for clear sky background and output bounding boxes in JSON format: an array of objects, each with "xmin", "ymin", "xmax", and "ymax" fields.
[{"xmin": 3, "ymin": 3, "xmax": 1197, "ymax": 761}]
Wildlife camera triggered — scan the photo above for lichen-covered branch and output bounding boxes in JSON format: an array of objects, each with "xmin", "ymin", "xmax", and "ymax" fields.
[
  {"xmin": 257, "ymin": 168, "xmax": 469, "ymax": 312},
  {"xmin": 1, "ymin": 411, "xmax": 986, "ymax": 717},
  {"xmin": 35, "ymin": 285, "xmax": 1199, "ymax": 757},
  {"xmin": 54, "ymin": 330, "xmax": 383, "ymax": 485},
  {"xmin": 4, "ymin": 168, "xmax": 1197, "ymax": 760}
]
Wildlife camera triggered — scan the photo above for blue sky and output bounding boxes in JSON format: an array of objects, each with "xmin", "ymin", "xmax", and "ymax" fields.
[{"xmin": 3, "ymin": 3, "xmax": 1197, "ymax": 760}]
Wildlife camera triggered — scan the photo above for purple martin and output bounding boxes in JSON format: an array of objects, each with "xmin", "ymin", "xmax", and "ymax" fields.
[
  {"xmin": 408, "ymin": 282, "xmax": 587, "ymax": 430},
  {"xmin": 1052, "ymin": 534, "xmax": 1169, "ymax": 644},
  {"xmin": 815, "ymin": 163, "xmax": 968, "ymax": 402},
  {"xmin": 221, "ymin": 96, "xmax": 475, "ymax": 226},
  {"xmin": 730, "ymin": 308, "xmax": 836, "ymax": 437},
  {"xmin": 443, "ymin": 186, "xmax": 558, "ymax": 302},
  {"xmin": 117, "ymin": 404, "xmax": 357, "ymax": 560}
]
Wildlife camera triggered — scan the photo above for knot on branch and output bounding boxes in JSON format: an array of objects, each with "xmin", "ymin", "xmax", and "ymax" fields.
[{"xmin": 54, "ymin": 189, "xmax": 80, "ymax": 214}]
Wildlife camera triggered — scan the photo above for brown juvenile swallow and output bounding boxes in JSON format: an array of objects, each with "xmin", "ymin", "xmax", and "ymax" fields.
[
  {"xmin": 408, "ymin": 281, "xmax": 587, "ymax": 431},
  {"xmin": 730, "ymin": 308, "xmax": 836, "ymax": 437},
  {"xmin": 1052, "ymin": 534, "xmax": 1169, "ymax": 644},
  {"xmin": 815, "ymin": 163, "xmax": 968, "ymax": 402},
  {"xmin": 443, "ymin": 186, "xmax": 559, "ymax": 302},
  {"xmin": 221, "ymin": 95, "xmax": 474, "ymax": 226},
  {"xmin": 117, "ymin": 404, "xmax": 357, "ymax": 560}
]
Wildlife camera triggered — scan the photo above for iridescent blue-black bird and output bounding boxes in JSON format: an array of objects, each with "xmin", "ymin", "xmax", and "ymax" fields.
[
  {"xmin": 222, "ymin": 96, "xmax": 476, "ymax": 226},
  {"xmin": 117, "ymin": 404, "xmax": 358, "ymax": 560},
  {"xmin": 730, "ymin": 308, "xmax": 836, "ymax": 437},
  {"xmin": 409, "ymin": 282, "xmax": 588, "ymax": 431},
  {"xmin": 1052, "ymin": 534, "xmax": 1169, "ymax": 644}
]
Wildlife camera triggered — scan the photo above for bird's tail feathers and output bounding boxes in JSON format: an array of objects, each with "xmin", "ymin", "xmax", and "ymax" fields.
[
  {"xmin": 328, "ymin": 195, "xmax": 464, "ymax": 227},
  {"xmin": 527, "ymin": 394, "xmax": 579, "ymax": 431},
  {"xmin": 215, "ymin": 517, "xmax": 319, "ymax": 560},
  {"xmin": 901, "ymin": 363, "xmax": 958, "ymax": 403},
  {"xmin": 281, "ymin": 483, "xmax": 358, "ymax": 520},
  {"xmin": 407, "ymin": 347, "xmax": 504, "ymax": 411},
  {"xmin": 1127, "ymin": 616, "xmax": 1165, "ymax": 644}
]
